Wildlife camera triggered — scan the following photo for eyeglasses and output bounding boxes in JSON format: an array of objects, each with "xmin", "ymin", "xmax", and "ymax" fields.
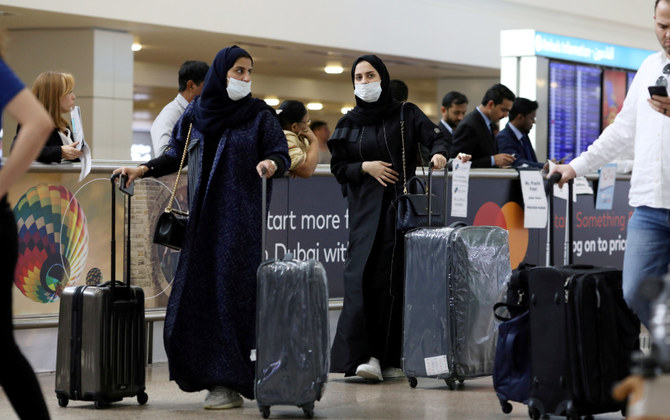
[{"xmin": 655, "ymin": 63, "xmax": 670, "ymax": 87}]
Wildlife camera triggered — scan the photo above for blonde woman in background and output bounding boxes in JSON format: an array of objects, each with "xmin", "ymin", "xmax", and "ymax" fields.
[
  {"xmin": 0, "ymin": 31, "xmax": 54, "ymax": 419},
  {"xmin": 12, "ymin": 71, "xmax": 82, "ymax": 163}
]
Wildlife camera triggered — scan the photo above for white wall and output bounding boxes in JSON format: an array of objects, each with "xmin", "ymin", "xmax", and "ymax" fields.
[{"xmin": 4, "ymin": 0, "xmax": 657, "ymax": 71}]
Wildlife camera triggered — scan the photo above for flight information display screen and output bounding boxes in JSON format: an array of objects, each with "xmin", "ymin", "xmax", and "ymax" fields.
[
  {"xmin": 548, "ymin": 61, "xmax": 602, "ymax": 162},
  {"xmin": 627, "ymin": 71, "xmax": 636, "ymax": 93}
]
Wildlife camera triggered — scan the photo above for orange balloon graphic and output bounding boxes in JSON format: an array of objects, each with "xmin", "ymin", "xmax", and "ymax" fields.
[
  {"xmin": 501, "ymin": 202, "xmax": 529, "ymax": 269},
  {"xmin": 472, "ymin": 201, "xmax": 529, "ymax": 269}
]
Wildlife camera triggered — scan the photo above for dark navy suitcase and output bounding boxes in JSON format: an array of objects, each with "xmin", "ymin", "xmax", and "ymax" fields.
[{"xmin": 55, "ymin": 174, "xmax": 147, "ymax": 409}]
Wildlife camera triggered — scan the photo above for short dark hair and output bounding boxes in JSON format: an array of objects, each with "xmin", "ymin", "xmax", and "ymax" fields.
[
  {"xmin": 277, "ymin": 100, "xmax": 307, "ymax": 130},
  {"xmin": 178, "ymin": 60, "xmax": 209, "ymax": 92},
  {"xmin": 509, "ymin": 97, "xmax": 539, "ymax": 121},
  {"xmin": 310, "ymin": 120, "xmax": 327, "ymax": 131},
  {"xmin": 481, "ymin": 83, "xmax": 516, "ymax": 106},
  {"xmin": 442, "ymin": 91, "xmax": 468, "ymax": 108},
  {"xmin": 390, "ymin": 79, "xmax": 409, "ymax": 102}
]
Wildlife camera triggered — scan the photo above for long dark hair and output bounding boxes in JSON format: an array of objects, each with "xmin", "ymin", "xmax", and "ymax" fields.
[{"xmin": 277, "ymin": 100, "xmax": 307, "ymax": 130}]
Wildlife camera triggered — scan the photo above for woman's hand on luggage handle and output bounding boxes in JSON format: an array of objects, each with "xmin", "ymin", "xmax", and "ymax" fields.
[
  {"xmin": 362, "ymin": 161, "xmax": 399, "ymax": 187},
  {"xmin": 257, "ymin": 159, "xmax": 277, "ymax": 178},
  {"xmin": 430, "ymin": 154, "xmax": 447, "ymax": 170},
  {"xmin": 112, "ymin": 166, "xmax": 144, "ymax": 188}
]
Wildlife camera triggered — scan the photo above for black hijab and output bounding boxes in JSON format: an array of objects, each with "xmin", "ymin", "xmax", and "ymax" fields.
[
  {"xmin": 193, "ymin": 45, "xmax": 274, "ymax": 139},
  {"xmin": 344, "ymin": 54, "xmax": 401, "ymax": 126}
]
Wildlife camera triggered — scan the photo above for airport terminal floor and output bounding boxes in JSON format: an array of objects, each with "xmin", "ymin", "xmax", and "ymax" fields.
[{"xmin": 0, "ymin": 362, "xmax": 625, "ymax": 420}]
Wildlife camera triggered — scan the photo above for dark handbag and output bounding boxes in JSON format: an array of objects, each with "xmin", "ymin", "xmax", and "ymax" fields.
[
  {"xmin": 394, "ymin": 103, "xmax": 441, "ymax": 232},
  {"xmin": 153, "ymin": 123, "xmax": 192, "ymax": 250},
  {"xmin": 154, "ymin": 209, "xmax": 188, "ymax": 250},
  {"xmin": 395, "ymin": 176, "xmax": 441, "ymax": 232}
]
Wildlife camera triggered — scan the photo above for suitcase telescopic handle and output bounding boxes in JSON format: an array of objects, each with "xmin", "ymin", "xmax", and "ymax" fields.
[
  {"xmin": 110, "ymin": 173, "xmax": 132, "ymax": 292},
  {"xmin": 261, "ymin": 168, "xmax": 267, "ymax": 261},
  {"xmin": 428, "ymin": 162, "xmax": 434, "ymax": 226},
  {"xmin": 543, "ymin": 173, "xmax": 574, "ymax": 266}
]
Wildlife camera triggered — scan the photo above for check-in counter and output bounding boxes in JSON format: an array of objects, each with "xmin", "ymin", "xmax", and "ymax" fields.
[{"xmin": 9, "ymin": 162, "xmax": 632, "ymax": 319}]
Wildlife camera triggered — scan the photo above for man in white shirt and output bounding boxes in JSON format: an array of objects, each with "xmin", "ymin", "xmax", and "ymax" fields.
[
  {"xmin": 550, "ymin": 0, "xmax": 670, "ymax": 326},
  {"xmin": 150, "ymin": 60, "xmax": 209, "ymax": 157}
]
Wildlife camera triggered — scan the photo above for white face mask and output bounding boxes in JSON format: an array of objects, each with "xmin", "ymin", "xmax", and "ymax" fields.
[
  {"xmin": 226, "ymin": 78, "xmax": 251, "ymax": 101},
  {"xmin": 354, "ymin": 81, "xmax": 382, "ymax": 103}
]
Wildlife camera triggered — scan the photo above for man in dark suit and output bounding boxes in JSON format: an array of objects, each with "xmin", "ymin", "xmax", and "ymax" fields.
[
  {"xmin": 450, "ymin": 84, "xmax": 516, "ymax": 168},
  {"xmin": 420, "ymin": 91, "xmax": 468, "ymax": 164},
  {"xmin": 497, "ymin": 97, "xmax": 547, "ymax": 170}
]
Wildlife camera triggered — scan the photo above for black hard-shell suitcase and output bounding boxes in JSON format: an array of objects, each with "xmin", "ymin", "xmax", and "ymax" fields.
[
  {"xmin": 55, "ymin": 174, "xmax": 147, "ymax": 409},
  {"xmin": 526, "ymin": 177, "xmax": 640, "ymax": 419},
  {"xmin": 254, "ymin": 172, "xmax": 329, "ymax": 419},
  {"xmin": 402, "ymin": 164, "xmax": 511, "ymax": 389}
]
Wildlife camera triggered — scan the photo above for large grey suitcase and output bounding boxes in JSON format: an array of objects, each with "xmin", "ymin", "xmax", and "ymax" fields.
[
  {"xmin": 402, "ymin": 225, "xmax": 511, "ymax": 389},
  {"xmin": 54, "ymin": 173, "xmax": 147, "ymax": 408},
  {"xmin": 255, "ymin": 256, "xmax": 329, "ymax": 419},
  {"xmin": 254, "ymin": 172, "xmax": 329, "ymax": 419}
]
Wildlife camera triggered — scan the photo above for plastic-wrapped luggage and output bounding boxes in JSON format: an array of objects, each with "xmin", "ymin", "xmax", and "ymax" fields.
[
  {"xmin": 254, "ymin": 173, "xmax": 329, "ymax": 419},
  {"xmin": 55, "ymin": 174, "xmax": 147, "ymax": 409},
  {"xmin": 255, "ymin": 256, "xmax": 329, "ymax": 419},
  {"xmin": 402, "ymin": 225, "xmax": 511, "ymax": 389}
]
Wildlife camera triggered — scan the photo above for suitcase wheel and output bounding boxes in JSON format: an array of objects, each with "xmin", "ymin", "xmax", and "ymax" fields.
[
  {"xmin": 500, "ymin": 400, "xmax": 512, "ymax": 414},
  {"xmin": 301, "ymin": 402, "xmax": 314, "ymax": 419},
  {"xmin": 94, "ymin": 398, "xmax": 108, "ymax": 409},
  {"xmin": 528, "ymin": 405, "xmax": 541, "ymax": 420},
  {"xmin": 57, "ymin": 395, "xmax": 69, "ymax": 408},
  {"xmin": 137, "ymin": 391, "xmax": 148, "ymax": 405},
  {"xmin": 407, "ymin": 377, "xmax": 418, "ymax": 388},
  {"xmin": 444, "ymin": 378, "xmax": 455, "ymax": 390},
  {"xmin": 259, "ymin": 405, "xmax": 270, "ymax": 419}
]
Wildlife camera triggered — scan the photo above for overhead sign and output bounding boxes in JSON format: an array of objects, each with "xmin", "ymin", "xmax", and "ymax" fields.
[{"xmin": 501, "ymin": 30, "xmax": 654, "ymax": 70}]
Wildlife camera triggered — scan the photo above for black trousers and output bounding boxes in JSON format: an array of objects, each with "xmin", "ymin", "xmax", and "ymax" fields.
[{"xmin": 0, "ymin": 197, "xmax": 50, "ymax": 419}]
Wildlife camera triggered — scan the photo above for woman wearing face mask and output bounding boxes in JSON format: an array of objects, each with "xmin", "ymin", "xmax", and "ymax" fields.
[
  {"xmin": 277, "ymin": 100, "xmax": 319, "ymax": 178},
  {"xmin": 329, "ymin": 55, "xmax": 453, "ymax": 382},
  {"xmin": 12, "ymin": 71, "xmax": 82, "ymax": 163},
  {"xmin": 114, "ymin": 46, "xmax": 289, "ymax": 410}
]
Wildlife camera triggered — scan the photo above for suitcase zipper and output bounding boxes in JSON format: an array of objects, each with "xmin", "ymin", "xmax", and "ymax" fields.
[{"xmin": 564, "ymin": 276, "xmax": 573, "ymax": 303}]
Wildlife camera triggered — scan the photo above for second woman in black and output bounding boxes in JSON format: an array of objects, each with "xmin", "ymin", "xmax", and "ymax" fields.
[{"xmin": 329, "ymin": 55, "xmax": 449, "ymax": 381}]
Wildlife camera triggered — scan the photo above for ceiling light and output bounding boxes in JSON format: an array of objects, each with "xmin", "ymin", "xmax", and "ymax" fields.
[
  {"xmin": 131, "ymin": 43, "xmax": 142, "ymax": 52},
  {"xmin": 264, "ymin": 97, "xmax": 280, "ymax": 106},
  {"xmin": 341, "ymin": 106, "xmax": 353, "ymax": 114},
  {"xmin": 324, "ymin": 65, "xmax": 343, "ymax": 74},
  {"xmin": 307, "ymin": 102, "xmax": 323, "ymax": 111}
]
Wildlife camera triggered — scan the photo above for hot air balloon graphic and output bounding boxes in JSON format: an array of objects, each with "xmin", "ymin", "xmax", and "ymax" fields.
[{"xmin": 13, "ymin": 184, "xmax": 88, "ymax": 303}]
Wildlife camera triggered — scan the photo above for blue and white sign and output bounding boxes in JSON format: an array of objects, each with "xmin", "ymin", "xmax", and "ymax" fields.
[{"xmin": 534, "ymin": 31, "xmax": 653, "ymax": 70}]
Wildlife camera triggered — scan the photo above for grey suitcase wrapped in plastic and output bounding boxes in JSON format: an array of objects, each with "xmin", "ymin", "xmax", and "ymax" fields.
[
  {"xmin": 255, "ymin": 256, "xmax": 329, "ymax": 419},
  {"xmin": 402, "ymin": 226, "xmax": 511, "ymax": 389}
]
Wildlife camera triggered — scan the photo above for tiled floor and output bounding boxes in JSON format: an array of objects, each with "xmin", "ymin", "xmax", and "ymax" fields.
[{"xmin": 0, "ymin": 362, "xmax": 626, "ymax": 420}]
